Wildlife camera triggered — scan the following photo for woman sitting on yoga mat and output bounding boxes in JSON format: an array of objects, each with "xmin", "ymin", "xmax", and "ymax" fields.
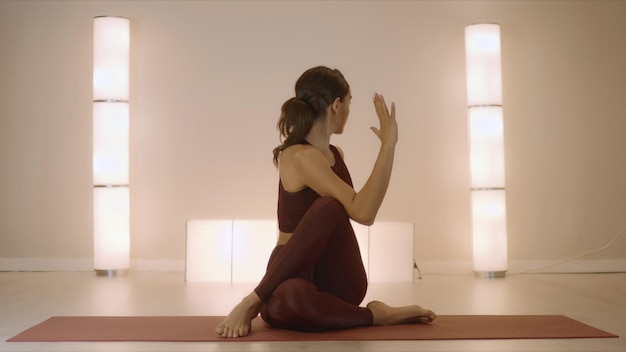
[{"xmin": 216, "ymin": 66, "xmax": 436, "ymax": 338}]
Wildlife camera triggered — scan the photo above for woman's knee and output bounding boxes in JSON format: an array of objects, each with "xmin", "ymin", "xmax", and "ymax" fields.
[
  {"xmin": 263, "ymin": 279, "xmax": 317, "ymax": 326},
  {"xmin": 272, "ymin": 278, "xmax": 316, "ymax": 303}
]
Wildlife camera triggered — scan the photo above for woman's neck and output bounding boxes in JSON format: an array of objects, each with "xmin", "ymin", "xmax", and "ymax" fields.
[
  {"xmin": 305, "ymin": 114, "xmax": 332, "ymax": 150},
  {"xmin": 305, "ymin": 121, "xmax": 334, "ymax": 164}
]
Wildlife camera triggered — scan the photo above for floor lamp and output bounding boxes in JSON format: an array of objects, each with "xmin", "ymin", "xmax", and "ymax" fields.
[
  {"xmin": 93, "ymin": 16, "xmax": 130, "ymax": 276},
  {"xmin": 464, "ymin": 23, "xmax": 508, "ymax": 278}
]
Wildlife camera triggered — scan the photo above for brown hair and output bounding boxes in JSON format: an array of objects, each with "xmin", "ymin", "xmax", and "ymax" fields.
[{"xmin": 272, "ymin": 66, "xmax": 350, "ymax": 166}]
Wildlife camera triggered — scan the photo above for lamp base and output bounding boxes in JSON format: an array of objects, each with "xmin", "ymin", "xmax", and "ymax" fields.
[
  {"xmin": 95, "ymin": 269, "xmax": 128, "ymax": 277},
  {"xmin": 474, "ymin": 270, "xmax": 506, "ymax": 278}
]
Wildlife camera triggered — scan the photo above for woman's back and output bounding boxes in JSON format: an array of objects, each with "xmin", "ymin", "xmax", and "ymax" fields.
[{"xmin": 277, "ymin": 144, "xmax": 353, "ymax": 233}]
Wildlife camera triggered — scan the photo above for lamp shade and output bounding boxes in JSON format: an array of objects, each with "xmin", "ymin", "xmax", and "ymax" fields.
[
  {"xmin": 93, "ymin": 187, "xmax": 130, "ymax": 270},
  {"xmin": 93, "ymin": 102, "xmax": 129, "ymax": 185},
  {"xmin": 93, "ymin": 16, "xmax": 129, "ymax": 101},
  {"xmin": 465, "ymin": 23, "xmax": 502, "ymax": 106},
  {"xmin": 468, "ymin": 106, "xmax": 505, "ymax": 189},
  {"xmin": 471, "ymin": 190, "xmax": 508, "ymax": 273}
]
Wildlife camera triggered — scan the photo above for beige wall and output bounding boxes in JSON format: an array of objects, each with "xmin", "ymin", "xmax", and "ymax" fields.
[{"xmin": 1, "ymin": 1, "xmax": 625, "ymax": 271}]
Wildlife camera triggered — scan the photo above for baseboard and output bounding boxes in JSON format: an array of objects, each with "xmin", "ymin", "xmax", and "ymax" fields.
[
  {"xmin": 415, "ymin": 261, "xmax": 475, "ymax": 275},
  {"xmin": 507, "ymin": 259, "xmax": 626, "ymax": 274},
  {"xmin": 2, "ymin": 258, "xmax": 625, "ymax": 275},
  {"xmin": 0, "ymin": 258, "xmax": 184, "ymax": 273},
  {"xmin": 0, "ymin": 258, "xmax": 93, "ymax": 272},
  {"xmin": 415, "ymin": 259, "xmax": 626, "ymax": 275}
]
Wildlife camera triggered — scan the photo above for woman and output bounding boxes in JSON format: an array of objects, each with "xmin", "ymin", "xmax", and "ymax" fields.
[{"xmin": 216, "ymin": 66, "xmax": 436, "ymax": 338}]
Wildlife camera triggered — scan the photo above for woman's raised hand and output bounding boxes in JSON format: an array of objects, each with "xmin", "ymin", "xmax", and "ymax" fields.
[{"xmin": 370, "ymin": 93, "xmax": 398, "ymax": 147}]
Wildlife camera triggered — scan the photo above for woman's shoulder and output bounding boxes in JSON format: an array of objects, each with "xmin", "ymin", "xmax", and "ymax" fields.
[
  {"xmin": 278, "ymin": 144, "xmax": 322, "ymax": 192},
  {"xmin": 281, "ymin": 143, "xmax": 318, "ymax": 160},
  {"xmin": 280, "ymin": 144, "xmax": 345, "ymax": 171},
  {"xmin": 282, "ymin": 144, "xmax": 344, "ymax": 162}
]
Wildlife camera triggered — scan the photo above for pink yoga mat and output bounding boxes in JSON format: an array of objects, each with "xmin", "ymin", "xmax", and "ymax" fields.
[{"xmin": 8, "ymin": 315, "xmax": 618, "ymax": 342}]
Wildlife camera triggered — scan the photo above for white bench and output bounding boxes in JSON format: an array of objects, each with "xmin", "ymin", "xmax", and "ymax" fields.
[{"xmin": 185, "ymin": 220, "xmax": 414, "ymax": 283}]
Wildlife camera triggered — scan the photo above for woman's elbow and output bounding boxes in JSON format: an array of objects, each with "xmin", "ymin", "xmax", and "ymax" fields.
[
  {"xmin": 351, "ymin": 213, "xmax": 376, "ymax": 227},
  {"xmin": 361, "ymin": 218, "xmax": 375, "ymax": 226},
  {"xmin": 346, "ymin": 197, "xmax": 377, "ymax": 226}
]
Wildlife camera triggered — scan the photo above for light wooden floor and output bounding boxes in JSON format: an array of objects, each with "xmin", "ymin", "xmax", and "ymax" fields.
[{"xmin": 0, "ymin": 271, "xmax": 624, "ymax": 351}]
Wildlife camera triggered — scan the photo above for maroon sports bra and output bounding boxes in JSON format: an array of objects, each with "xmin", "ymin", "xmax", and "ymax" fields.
[{"xmin": 277, "ymin": 144, "xmax": 353, "ymax": 233}]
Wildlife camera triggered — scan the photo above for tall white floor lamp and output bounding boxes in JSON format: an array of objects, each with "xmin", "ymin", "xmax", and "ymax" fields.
[
  {"xmin": 93, "ymin": 16, "xmax": 131, "ymax": 276},
  {"xmin": 464, "ymin": 23, "xmax": 508, "ymax": 278}
]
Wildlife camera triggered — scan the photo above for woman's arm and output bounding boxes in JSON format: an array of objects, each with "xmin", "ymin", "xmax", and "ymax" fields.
[{"xmin": 281, "ymin": 94, "xmax": 397, "ymax": 225}]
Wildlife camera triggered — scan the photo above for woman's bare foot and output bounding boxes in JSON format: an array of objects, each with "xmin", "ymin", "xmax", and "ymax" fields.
[
  {"xmin": 215, "ymin": 292, "xmax": 264, "ymax": 338},
  {"xmin": 367, "ymin": 300, "xmax": 436, "ymax": 325}
]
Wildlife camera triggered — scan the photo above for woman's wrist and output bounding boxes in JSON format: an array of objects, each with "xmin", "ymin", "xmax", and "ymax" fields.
[{"xmin": 380, "ymin": 142, "xmax": 396, "ymax": 152}]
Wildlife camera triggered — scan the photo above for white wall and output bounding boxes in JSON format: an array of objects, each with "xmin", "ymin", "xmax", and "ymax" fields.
[{"xmin": 1, "ymin": 1, "xmax": 625, "ymax": 273}]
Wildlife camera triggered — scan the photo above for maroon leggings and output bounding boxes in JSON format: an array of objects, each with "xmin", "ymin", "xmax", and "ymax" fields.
[{"xmin": 254, "ymin": 197, "xmax": 373, "ymax": 331}]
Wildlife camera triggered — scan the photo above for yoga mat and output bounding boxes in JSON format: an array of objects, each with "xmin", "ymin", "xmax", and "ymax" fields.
[{"xmin": 8, "ymin": 315, "xmax": 617, "ymax": 342}]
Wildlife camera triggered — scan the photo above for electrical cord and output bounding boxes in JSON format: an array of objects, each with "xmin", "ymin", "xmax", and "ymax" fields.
[
  {"xmin": 512, "ymin": 224, "xmax": 626, "ymax": 274},
  {"xmin": 412, "ymin": 225, "xmax": 625, "ymax": 277}
]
